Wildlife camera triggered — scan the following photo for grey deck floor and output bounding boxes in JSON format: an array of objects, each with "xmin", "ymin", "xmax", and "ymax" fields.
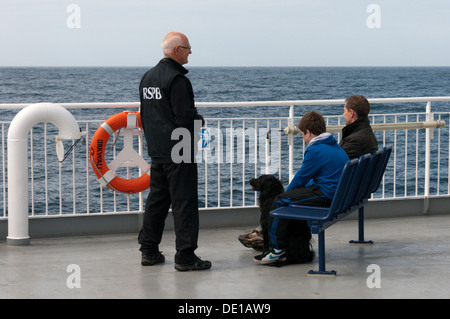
[{"xmin": 0, "ymin": 215, "xmax": 449, "ymax": 299}]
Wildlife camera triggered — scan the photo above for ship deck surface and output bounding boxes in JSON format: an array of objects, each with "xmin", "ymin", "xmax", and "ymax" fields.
[{"xmin": 0, "ymin": 215, "xmax": 449, "ymax": 299}]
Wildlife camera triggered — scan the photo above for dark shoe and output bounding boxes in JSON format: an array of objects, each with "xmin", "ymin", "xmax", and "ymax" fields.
[
  {"xmin": 175, "ymin": 257, "xmax": 212, "ymax": 272},
  {"xmin": 238, "ymin": 230, "xmax": 264, "ymax": 251},
  {"xmin": 141, "ymin": 252, "xmax": 165, "ymax": 266}
]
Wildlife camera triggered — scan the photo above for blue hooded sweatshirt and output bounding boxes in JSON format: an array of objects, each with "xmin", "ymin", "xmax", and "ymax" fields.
[{"xmin": 286, "ymin": 133, "xmax": 349, "ymax": 199}]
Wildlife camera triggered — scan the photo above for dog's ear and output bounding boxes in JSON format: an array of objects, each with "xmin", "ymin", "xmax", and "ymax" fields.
[
  {"xmin": 265, "ymin": 178, "xmax": 284, "ymax": 196},
  {"xmin": 276, "ymin": 185, "xmax": 284, "ymax": 195},
  {"xmin": 277, "ymin": 179, "xmax": 285, "ymax": 193}
]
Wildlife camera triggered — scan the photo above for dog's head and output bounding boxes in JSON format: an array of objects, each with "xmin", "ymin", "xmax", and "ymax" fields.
[{"xmin": 249, "ymin": 175, "xmax": 284, "ymax": 199}]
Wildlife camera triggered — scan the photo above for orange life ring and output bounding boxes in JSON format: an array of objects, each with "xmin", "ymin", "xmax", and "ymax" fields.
[{"xmin": 89, "ymin": 111, "xmax": 150, "ymax": 194}]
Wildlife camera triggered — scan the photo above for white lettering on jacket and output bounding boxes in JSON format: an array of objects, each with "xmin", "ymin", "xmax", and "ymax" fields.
[{"xmin": 142, "ymin": 87, "xmax": 162, "ymax": 100}]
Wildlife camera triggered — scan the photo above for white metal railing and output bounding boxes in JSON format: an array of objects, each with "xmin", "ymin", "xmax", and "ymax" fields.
[{"xmin": 1, "ymin": 97, "xmax": 450, "ymax": 220}]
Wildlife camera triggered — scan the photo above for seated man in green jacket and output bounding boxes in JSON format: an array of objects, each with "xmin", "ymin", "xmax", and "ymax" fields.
[{"xmin": 340, "ymin": 95, "xmax": 378, "ymax": 159}]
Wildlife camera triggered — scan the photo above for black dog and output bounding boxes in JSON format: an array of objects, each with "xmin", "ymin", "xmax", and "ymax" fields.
[
  {"xmin": 250, "ymin": 175, "xmax": 314, "ymax": 265},
  {"xmin": 249, "ymin": 175, "xmax": 284, "ymax": 251}
]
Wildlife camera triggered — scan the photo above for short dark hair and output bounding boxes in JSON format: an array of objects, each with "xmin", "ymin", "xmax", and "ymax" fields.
[
  {"xmin": 345, "ymin": 95, "xmax": 370, "ymax": 118},
  {"xmin": 297, "ymin": 111, "xmax": 326, "ymax": 136}
]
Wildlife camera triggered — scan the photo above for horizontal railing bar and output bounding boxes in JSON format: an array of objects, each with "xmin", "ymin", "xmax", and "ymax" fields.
[
  {"xmin": 1, "ymin": 96, "xmax": 450, "ymax": 109},
  {"xmin": 362, "ymin": 120, "xmax": 446, "ymax": 131},
  {"xmin": 0, "ymin": 114, "xmax": 438, "ymax": 125},
  {"xmin": 283, "ymin": 120, "xmax": 446, "ymax": 134},
  {"xmin": 197, "ymin": 96, "xmax": 450, "ymax": 108}
]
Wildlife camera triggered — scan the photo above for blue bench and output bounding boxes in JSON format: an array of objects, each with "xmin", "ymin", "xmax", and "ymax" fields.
[{"xmin": 270, "ymin": 146, "xmax": 392, "ymax": 275}]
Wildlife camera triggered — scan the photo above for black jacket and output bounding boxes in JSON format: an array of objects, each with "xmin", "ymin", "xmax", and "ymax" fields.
[
  {"xmin": 139, "ymin": 58, "xmax": 203, "ymax": 162},
  {"xmin": 339, "ymin": 117, "xmax": 378, "ymax": 159}
]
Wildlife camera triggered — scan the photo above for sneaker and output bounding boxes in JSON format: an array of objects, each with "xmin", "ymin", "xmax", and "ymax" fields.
[
  {"xmin": 238, "ymin": 230, "xmax": 264, "ymax": 251},
  {"xmin": 253, "ymin": 248, "xmax": 286, "ymax": 265},
  {"xmin": 141, "ymin": 252, "xmax": 165, "ymax": 266},
  {"xmin": 175, "ymin": 256, "xmax": 212, "ymax": 272}
]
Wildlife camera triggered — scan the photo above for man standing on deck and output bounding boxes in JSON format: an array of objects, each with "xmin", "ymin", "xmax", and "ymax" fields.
[
  {"xmin": 138, "ymin": 32, "xmax": 211, "ymax": 271},
  {"xmin": 340, "ymin": 95, "xmax": 378, "ymax": 159}
]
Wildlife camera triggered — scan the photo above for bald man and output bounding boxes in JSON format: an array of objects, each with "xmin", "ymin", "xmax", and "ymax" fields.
[{"xmin": 138, "ymin": 32, "xmax": 211, "ymax": 271}]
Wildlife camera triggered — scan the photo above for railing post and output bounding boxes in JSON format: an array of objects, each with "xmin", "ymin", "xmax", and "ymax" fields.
[
  {"xmin": 423, "ymin": 101, "xmax": 432, "ymax": 215},
  {"xmin": 138, "ymin": 128, "xmax": 144, "ymax": 214},
  {"xmin": 265, "ymin": 120, "xmax": 270, "ymax": 174},
  {"xmin": 288, "ymin": 105, "xmax": 294, "ymax": 182}
]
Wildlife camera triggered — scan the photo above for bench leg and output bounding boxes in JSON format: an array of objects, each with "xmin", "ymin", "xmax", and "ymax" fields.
[
  {"xmin": 308, "ymin": 231, "xmax": 336, "ymax": 276},
  {"xmin": 349, "ymin": 207, "xmax": 373, "ymax": 244}
]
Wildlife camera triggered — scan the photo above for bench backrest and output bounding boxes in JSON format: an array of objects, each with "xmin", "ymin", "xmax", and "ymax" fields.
[
  {"xmin": 369, "ymin": 146, "xmax": 392, "ymax": 194},
  {"xmin": 358, "ymin": 149, "xmax": 384, "ymax": 200},
  {"xmin": 328, "ymin": 146, "xmax": 392, "ymax": 221},
  {"xmin": 327, "ymin": 158, "xmax": 359, "ymax": 216},
  {"xmin": 346, "ymin": 153, "xmax": 372, "ymax": 208}
]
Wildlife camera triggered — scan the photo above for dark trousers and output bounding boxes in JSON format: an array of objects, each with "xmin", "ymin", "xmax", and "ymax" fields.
[
  {"xmin": 138, "ymin": 162, "xmax": 199, "ymax": 264},
  {"xmin": 269, "ymin": 186, "xmax": 331, "ymax": 250}
]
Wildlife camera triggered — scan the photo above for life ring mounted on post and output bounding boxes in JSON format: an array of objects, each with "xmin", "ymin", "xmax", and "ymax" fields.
[{"xmin": 89, "ymin": 111, "xmax": 150, "ymax": 194}]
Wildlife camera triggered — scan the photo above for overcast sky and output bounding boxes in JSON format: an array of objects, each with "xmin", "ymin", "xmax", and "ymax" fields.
[{"xmin": 1, "ymin": 0, "xmax": 449, "ymax": 67}]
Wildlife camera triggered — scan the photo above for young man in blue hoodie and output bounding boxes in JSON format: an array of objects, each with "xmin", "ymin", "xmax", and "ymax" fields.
[{"xmin": 254, "ymin": 111, "xmax": 349, "ymax": 265}]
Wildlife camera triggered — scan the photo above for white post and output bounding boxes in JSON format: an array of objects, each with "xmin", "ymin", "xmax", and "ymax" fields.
[
  {"xmin": 423, "ymin": 101, "xmax": 432, "ymax": 215},
  {"xmin": 7, "ymin": 103, "xmax": 81, "ymax": 245},
  {"xmin": 288, "ymin": 105, "xmax": 295, "ymax": 182},
  {"xmin": 265, "ymin": 120, "xmax": 270, "ymax": 175}
]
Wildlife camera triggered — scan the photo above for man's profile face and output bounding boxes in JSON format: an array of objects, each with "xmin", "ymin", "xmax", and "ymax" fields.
[{"xmin": 343, "ymin": 104, "xmax": 354, "ymax": 125}]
